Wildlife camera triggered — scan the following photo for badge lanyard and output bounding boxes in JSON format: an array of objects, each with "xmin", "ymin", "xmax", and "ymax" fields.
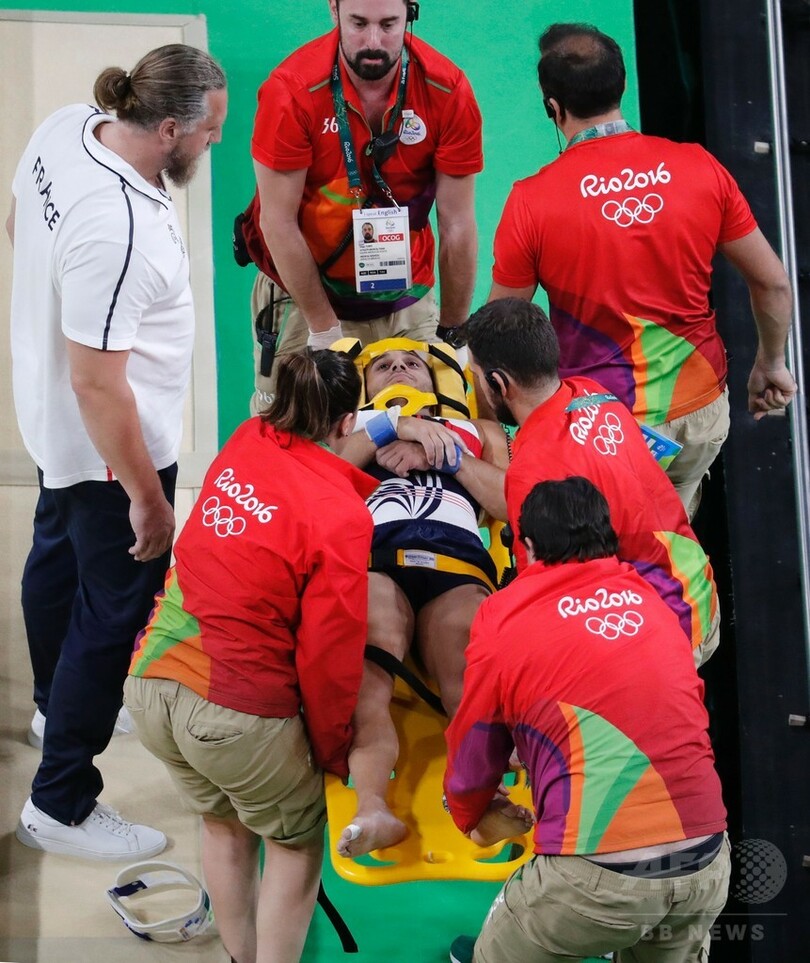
[
  {"xmin": 565, "ymin": 392, "xmax": 620, "ymax": 411},
  {"xmin": 566, "ymin": 119, "xmax": 633, "ymax": 149},
  {"xmin": 331, "ymin": 47, "xmax": 409, "ymax": 206}
]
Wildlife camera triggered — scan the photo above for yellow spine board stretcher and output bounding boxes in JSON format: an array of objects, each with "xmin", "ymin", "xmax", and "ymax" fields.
[
  {"xmin": 325, "ymin": 337, "xmax": 532, "ymax": 885},
  {"xmin": 325, "ymin": 670, "xmax": 534, "ymax": 885},
  {"xmin": 331, "ymin": 336, "xmax": 471, "ymax": 419}
]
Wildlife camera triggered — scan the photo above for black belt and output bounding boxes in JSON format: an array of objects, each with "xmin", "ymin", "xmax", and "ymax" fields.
[{"xmin": 588, "ymin": 832, "xmax": 724, "ymax": 878}]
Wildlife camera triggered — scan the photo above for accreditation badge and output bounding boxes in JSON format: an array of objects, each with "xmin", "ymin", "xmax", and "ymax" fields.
[{"xmin": 352, "ymin": 206, "xmax": 412, "ymax": 294}]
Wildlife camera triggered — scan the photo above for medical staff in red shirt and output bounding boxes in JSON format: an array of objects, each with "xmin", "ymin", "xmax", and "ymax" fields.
[
  {"xmin": 125, "ymin": 350, "xmax": 376, "ymax": 963},
  {"xmin": 445, "ymin": 477, "xmax": 729, "ymax": 963},
  {"xmin": 488, "ymin": 22, "xmax": 794, "ymax": 517},
  {"xmin": 463, "ymin": 298, "xmax": 719, "ymax": 666},
  {"xmin": 239, "ymin": 0, "xmax": 483, "ymax": 408}
]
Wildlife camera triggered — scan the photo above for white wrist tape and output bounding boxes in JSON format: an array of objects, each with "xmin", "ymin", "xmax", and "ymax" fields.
[{"xmin": 365, "ymin": 405, "xmax": 401, "ymax": 447}]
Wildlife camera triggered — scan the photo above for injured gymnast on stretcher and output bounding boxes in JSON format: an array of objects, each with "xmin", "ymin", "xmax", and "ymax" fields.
[{"xmin": 335, "ymin": 339, "xmax": 532, "ymax": 858}]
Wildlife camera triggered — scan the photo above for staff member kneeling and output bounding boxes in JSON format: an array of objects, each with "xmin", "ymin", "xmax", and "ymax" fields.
[
  {"xmin": 125, "ymin": 350, "xmax": 376, "ymax": 963},
  {"xmin": 445, "ymin": 477, "xmax": 730, "ymax": 963}
]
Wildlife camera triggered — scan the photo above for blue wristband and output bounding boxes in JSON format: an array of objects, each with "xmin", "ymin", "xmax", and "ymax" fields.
[
  {"xmin": 365, "ymin": 411, "xmax": 398, "ymax": 448},
  {"xmin": 440, "ymin": 444, "xmax": 464, "ymax": 474}
]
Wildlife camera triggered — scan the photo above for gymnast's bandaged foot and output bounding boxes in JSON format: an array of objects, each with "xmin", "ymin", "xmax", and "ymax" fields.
[{"xmin": 337, "ymin": 810, "xmax": 407, "ymax": 858}]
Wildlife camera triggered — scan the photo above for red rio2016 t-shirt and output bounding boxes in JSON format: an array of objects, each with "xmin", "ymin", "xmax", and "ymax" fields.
[
  {"xmin": 242, "ymin": 29, "xmax": 483, "ymax": 321},
  {"xmin": 506, "ymin": 377, "xmax": 717, "ymax": 651},
  {"xmin": 493, "ymin": 131, "xmax": 756, "ymax": 424},
  {"xmin": 444, "ymin": 556, "xmax": 727, "ymax": 855},
  {"xmin": 130, "ymin": 419, "xmax": 377, "ymax": 778}
]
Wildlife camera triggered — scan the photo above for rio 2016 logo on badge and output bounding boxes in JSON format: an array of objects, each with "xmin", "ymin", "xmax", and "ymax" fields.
[{"xmin": 400, "ymin": 112, "xmax": 427, "ymax": 145}]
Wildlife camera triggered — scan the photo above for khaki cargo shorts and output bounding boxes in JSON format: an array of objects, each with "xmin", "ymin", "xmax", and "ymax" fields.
[
  {"xmin": 473, "ymin": 837, "xmax": 731, "ymax": 962},
  {"xmin": 124, "ymin": 676, "xmax": 325, "ymax": 847},
  {"xmin": 656, "ymin": 388, "xmax": 730, "ymax": 519}
]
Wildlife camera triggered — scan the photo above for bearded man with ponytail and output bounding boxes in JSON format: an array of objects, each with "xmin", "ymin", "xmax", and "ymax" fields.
[{"xmin": 7, "ymin": 45, "xmax": 227, "ymax": 860}]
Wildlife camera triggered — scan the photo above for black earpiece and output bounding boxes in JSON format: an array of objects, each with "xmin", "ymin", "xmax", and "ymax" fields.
[
  {"xmin": 406, "ymin": 1, "xmax": 420, "ymax": 22},
  {"xmin": 485, "ymin": 369, "xmax": 507, "ymax": 394},
  {"xmin": 543, "ymin": 97, "xmax": 556, "ymax": 121}
]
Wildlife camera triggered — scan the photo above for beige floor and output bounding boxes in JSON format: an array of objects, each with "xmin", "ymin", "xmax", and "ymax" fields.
[{"xmin": 0, "ymin": 485, "xmax": 232, "ymax": 963}]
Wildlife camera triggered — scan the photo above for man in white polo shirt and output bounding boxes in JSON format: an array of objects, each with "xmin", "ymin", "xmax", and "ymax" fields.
[{"xmin": 6, "ymin": 44, "xmax": 227, "ymax": 859}]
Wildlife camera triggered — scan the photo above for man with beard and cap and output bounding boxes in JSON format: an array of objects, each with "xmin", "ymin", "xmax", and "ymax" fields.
[
  {"xmin": 6, "ymin": 44, "xmax": 227, "ymax": 859},
  {"xmin": 238, "ymin": 0, "xmax": 483, "ymax": 409}
]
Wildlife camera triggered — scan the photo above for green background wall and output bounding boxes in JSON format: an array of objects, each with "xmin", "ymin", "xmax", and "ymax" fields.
[
  {"xmin": 5, "ymin": 0, "xmax": 638, "ymax": 441},
  {"xmin": 6, "ymin": 2, "xmax": 637, "ymax": 958}
]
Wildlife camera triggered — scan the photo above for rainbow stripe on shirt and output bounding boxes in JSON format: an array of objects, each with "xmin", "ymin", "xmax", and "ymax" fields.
[
  {"xmin": 129, "ymin": 567, "xmax": 212, "ymax": 699},
  {"xmin": 552, "ymin": 304, "xmax": 724, "ymax": 426}
]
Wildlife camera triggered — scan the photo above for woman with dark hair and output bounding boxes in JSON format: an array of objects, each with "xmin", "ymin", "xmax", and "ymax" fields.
[{"xmin": 124, "ymin": 349, "xmax": 377, "ymax": 963}]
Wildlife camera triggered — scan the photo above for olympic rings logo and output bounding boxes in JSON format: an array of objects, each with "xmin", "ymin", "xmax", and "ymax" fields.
[
  {"xmin": 593, "ymin": 413, "xmax": 624, "ymax": 456},
  {"xmin": 201, "ymin": 496, "xmax": 247, "ymax": 538},
  {"xmin": 585, "ymin": 610, "xmax": 644, "ymax": 640},
  {"xmin": 601, "ymin": 193, "xmax": 664, "ymax": 227}
]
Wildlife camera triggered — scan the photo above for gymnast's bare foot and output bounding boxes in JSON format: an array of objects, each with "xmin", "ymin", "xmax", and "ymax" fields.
[
  {"xmin": 469, "ymin": 796, "xmax": 534, "ymax": 848},
  {"xmin": 337, "ymin": 808, "xmax": 407, "ymax": 858}
]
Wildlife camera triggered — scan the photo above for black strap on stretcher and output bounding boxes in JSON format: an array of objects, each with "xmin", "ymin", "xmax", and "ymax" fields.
[
  {"xmin": 316, "ymin": 881, "xmax": 358, "ymax": 953},
  {"xmin": 421, "ymin": 344, "xmax": 470, "ymax": 417},
  {"xmin": 364, "ymin": 644, "xmax": 447, "ymax": 718},
  {"xmin": 312, "ymin": 645, "xmax": 446, "ymax": 954},
  {"xmin": 430, "ymin": 392, "xmax": 469, "ymax": 418}
]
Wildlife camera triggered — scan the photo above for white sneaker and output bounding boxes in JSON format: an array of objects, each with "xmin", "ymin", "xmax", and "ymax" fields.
[
  {"xmin": 28, "ymin": 705, "xmax": 135, "ymax": 749},
  {"xmin": 16, "ymin": 797, "xmax": 166, "ymax": 860}
]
